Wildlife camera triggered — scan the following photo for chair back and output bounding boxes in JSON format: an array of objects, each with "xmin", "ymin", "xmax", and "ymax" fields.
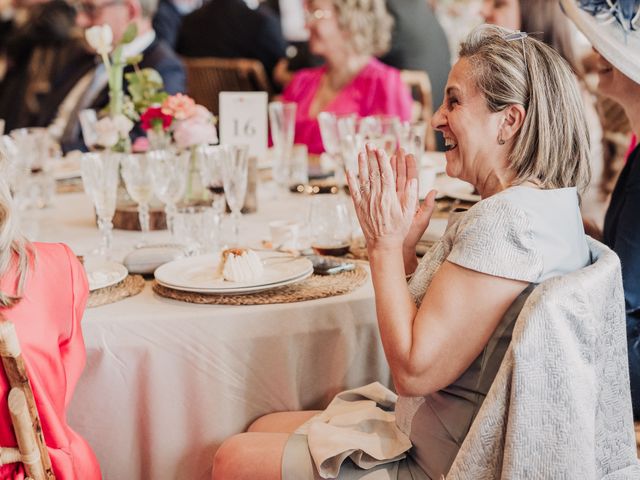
[
  {"xmin": 447, "ymin": 238, "xmax": 640, "ymax": 478},
  {"xmin": 400, "ymin": 69, "xmax": 436, "ymax": 151},
  {"xmin": 0, "ymin": 316, "xmax": 55, "ymax": 480},
  {"xmin": 182, "ymin": 57, "xmax": 273, "ymax": 116}
]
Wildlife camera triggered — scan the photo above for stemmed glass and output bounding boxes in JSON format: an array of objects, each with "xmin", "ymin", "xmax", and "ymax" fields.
[
  {"xmin": 319, "ymin": 112, "xmax": 357, "ymax": 185},
  {"xmin": 148, "ymin": 149, "xmax": 189, "ymax": 234},
  {"xmin": 80, "ymin": 152, "xmax": 121, "ymax": 258},
  {"xmin": 268, "ymin": 101, "xmax": 296, "ymax": 188},
  {"xmin": 198, "ymin": 145, "xmax": 227, "ymax": 249},
  {"xmin": 120, "ymin": 153, "xmax": 154, "ymax": 235},
  {"xmin": 220, "ymin": 144, "xmax": 249, "ymax": 246}
]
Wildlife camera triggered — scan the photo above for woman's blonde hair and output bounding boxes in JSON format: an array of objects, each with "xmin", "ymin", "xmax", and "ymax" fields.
[
  {"xmin": 459, "ymin": 24, "xmax": 591, "ymax": 193},
  {"xmin": 0, "ymin": 154, "xmax": 32, "ymax": 308},
  {"xmin": 332, "ymin": 0, "xmax": 393, "ymax": 57}
]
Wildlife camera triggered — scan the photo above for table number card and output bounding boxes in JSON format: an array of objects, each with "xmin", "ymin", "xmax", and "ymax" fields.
[{"xmin": 219, "ymin": 92, "xmax": 268, "ymax": 159}]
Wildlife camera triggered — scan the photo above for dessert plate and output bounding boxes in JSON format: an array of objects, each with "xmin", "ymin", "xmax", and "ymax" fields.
[
  {"xmin": 85, "ymin": 260, "xmax": 128, "ymax": 291},
  {"xmin": 154, "ymin": 251, "xmax": 314, "ymax": 294}
]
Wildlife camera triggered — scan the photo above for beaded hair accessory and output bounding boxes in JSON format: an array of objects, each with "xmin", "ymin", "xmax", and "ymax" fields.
[{"xmin": 503, "ymin": 30, "xmax": 530, "ymax": 68}]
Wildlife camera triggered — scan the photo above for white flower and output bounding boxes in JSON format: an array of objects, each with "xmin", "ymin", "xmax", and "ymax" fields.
[
  {"xmin": 85, "ymin": 25, "xmax": 113, "ymax": 56},
  {"xmin": 94, "ymin": 117, "xmax": 119, "ymax": 148},
  {"xmin": 112, "ymin": 114, "xmax": 134, "ymax": 136}
]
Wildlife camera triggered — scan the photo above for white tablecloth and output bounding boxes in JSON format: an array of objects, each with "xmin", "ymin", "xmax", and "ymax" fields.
[{"xmin": 31, "ymin": 188, "xmax": 390, "ymax": 480}]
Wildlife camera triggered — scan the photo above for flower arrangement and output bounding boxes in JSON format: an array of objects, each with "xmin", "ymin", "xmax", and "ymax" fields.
[
  {"xmin": 140, "ymin": 93, "xmax": 218, "ymax": 151},
  {"xmin": 84, "ymin": 23, "xmax": 170, "ymax": 151}
]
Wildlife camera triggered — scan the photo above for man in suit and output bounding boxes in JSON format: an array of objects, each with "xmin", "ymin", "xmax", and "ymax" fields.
[
  {"xmin": 176, "ymin": 0, "xmax": 287, "ymax": 90},
  {"xmin": 380, "ymin": 0, "xmax": 451, "ymax": 151},
  {"xmin": 39, "ymin": 0, "xmax": 186, "ymax": 151}
]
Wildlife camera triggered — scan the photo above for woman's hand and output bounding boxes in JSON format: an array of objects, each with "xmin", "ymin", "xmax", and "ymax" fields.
[{"xmin": 391, "ymin": 150, "xmax": 437, "ymax": 268}]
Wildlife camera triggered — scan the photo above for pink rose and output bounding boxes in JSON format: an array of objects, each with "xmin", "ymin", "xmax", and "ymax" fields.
[
  {"xmin": 173, "ymin": 117, "xmax": 218, "ymax": 149},
  {"xmin": 161, "ymin": 93, "xmax": 196, "ymax": 120}
]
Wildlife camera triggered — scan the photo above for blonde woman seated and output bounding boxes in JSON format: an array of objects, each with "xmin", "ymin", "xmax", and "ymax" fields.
[
  {"xmin": 213, "ymin": 25, "xmax": 591, "ymax": 479},
  {"xmin": 281, "ymin": 0, "xmax": 412, "ymax": 154},
  {"xmin": 0, "ymin": 176, "xmax": 100, "ymax": 478}
]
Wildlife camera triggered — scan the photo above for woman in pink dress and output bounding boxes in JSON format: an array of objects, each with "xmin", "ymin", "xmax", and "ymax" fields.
[
  {"xmin": 282, "ymin": 0, "xmax": 413, "ymax": 154},
  {"xmin": 0, "ymin": 178, "xmax": 100, "ymax": 479}
]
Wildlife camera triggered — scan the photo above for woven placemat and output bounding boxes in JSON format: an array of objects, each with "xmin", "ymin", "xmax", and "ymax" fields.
[
  {"xmin": 88, "ymin": 275, "xmax": 146, "ymax": 308},
  {"xmin": 152, "ymin": 265, "xmax": 369, "ymax": 305}
]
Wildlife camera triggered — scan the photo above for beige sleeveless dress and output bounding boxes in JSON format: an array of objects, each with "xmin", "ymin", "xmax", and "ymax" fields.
[{"xmin": 282, "ymin": 187, "xmax": 590, "ymax": 479}]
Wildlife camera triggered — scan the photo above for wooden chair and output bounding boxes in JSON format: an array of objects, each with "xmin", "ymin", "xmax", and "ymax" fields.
[
  {"xmin": 0, "ymin": 317, "xmax": 55, "ymax": 480},
  {"xmin": 400, "ymin": 69, "xmax": 436, "ymax": 151},
  {"xmin": 182, "ymin": 57, "xmax": 273, "ymax": 116}
]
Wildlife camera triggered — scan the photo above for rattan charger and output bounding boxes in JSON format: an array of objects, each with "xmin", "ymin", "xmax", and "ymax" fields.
[{"xmin": 152, "ymin": 264, "xmax": 369, "ymax": 306}]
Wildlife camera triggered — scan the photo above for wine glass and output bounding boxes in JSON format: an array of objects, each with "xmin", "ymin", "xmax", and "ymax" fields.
[
  {"xmin": 120, "ymin": 153, "xmax": 154, "ymax": 235},
  {"xmin": 358, "ymin": 115, "xmax": 401, "ymax": 156},
  {"xmin": 197, "ymin": 145, "xmax": 228, "ymax": 250},
  {"xmin": 308, "ymin": 194, "xmax": 352, "ymax": 256},
  {"xmin": 220, "ymin": 144, "xmax": 249, "ymax": 246},
  {"xmin": 148, "ymin": 149, "xmax": 189, "ymax": 234},
  {"xmin": 80, "ymin": 152, "xmax": 121, "ymax": 258},
  {"xmin": 268, "ymin": 101, "xmax": 297, "ymax": 188},
  {"xmin": 318, "ymin": 112, "xmax": 357, "ymax": 186}
]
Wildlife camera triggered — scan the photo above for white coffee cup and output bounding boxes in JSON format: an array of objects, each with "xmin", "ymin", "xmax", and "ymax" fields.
[{"xmin": 269, "ymin": 220, "xmax": 301, "ymax": 248}]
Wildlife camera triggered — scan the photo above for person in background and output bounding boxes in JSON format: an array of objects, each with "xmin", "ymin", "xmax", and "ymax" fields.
[
  {"xmin": 561, "ymin": 0, "xmax": 640, "ymax": 420},
  {"xmin": 0, "ymin": 170, "xmax": 100, "ymax": 478},
  {"xmin": 481, "ymin": 0, "xmax": 605, "ymax": 227},
  {"xmin": 152, "ymin": 0, "xmax": 200, "ymax": 49},
  {"xmin": 36, "ymin": 0, "xmax": 185, "ymax": 152},
  {"xmin": 0, "ymin": 0, "xmax": 83, "ymax": 131},
  {"xmin": 213, "ymin": 24, "xmax": 591, "ymax": 478},
  {"xmin": 281, "ymin": 0, "xmax": 412, "ymax": 154},
  {"xmin": 176, "ymin": 0, "xmax": 287, "ymax": 90},
  {"xmin": 380, "ymin": 0, "xmax": 450, "ymax": 151}
]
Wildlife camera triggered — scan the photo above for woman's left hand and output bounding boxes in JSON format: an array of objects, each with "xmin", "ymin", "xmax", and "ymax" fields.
[{"xmin": 346, "ymin": 144, "xmax": 418, "ymax": 253}]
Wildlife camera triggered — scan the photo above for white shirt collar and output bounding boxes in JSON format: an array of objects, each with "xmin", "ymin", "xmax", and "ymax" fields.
[{"xmin": 122, "ymin": 29, "xmax": 156, "ymax": 60}]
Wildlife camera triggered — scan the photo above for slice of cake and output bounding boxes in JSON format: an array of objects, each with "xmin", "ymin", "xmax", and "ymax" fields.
[{"xmin": 217, "ymin": 248, "xmax": 264, "ymax": 282}]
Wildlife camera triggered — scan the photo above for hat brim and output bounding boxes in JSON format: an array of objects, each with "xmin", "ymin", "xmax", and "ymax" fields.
[{"xmin": 560, "ymin": 0, "xmax": 640, "ymax": 85}]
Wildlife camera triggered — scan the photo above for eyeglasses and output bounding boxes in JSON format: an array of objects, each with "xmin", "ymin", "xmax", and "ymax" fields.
[
  {"xmin": 304, "ymin": 8, "xmax": 333, "ymax": 22},
  {"xmin": 75, "ymin": 0, "xmax": 124, "ymax": 19}
]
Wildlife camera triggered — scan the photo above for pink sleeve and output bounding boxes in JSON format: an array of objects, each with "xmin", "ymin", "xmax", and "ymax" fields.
[
  {"xmin": 367, "ymin": 68, "xmax": 413, "ymax": 122},
  {"xmin": 59, "ymin": 244, "xmax": 89, "ymax": 408}
]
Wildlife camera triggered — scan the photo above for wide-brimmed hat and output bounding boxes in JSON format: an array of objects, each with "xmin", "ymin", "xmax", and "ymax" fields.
[{"xmin": 560, "ymin": 0, "xmax": 640, "ymax": 84}]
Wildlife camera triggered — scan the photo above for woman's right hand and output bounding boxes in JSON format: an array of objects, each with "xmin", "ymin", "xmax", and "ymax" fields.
[{"xmin": 390, "ymin": 149, "xmax": 437, "ymax": 275}]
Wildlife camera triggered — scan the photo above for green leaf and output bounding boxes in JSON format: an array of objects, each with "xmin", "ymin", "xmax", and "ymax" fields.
[
  {"xmin": 126, "ymin": 54, "xmax": 143, "ymax": 66},
  {"xmin": 120, "ymin": 23, "xmax": 138, "ymax": 44}
]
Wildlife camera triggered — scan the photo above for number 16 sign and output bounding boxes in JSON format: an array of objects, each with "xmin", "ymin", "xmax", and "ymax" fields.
[{"xmin": 218, "ymin": 92, "xmax": 268, "ymax": 159}]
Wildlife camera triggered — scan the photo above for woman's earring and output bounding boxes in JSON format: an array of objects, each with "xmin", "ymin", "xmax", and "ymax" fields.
[{"xmin": 497, "ymin": 131, "xmax": 506, "ymax": 145}]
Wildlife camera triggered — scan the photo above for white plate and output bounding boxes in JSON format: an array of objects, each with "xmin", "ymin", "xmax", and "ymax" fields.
[
  {"xmin": 154, "ymin": 251, "xmax": 314, "ymax": 294},
  {"xmin": 85, "ymin": 261, "xmax": 128, "ymax": 291},
  {"xmin": 435, "ymin": 176, "xmax": 481, "ymax": 203}
]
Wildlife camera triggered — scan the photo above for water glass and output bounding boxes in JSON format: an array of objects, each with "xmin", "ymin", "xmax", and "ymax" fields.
[
  {"xmin": 308, "ymin": 194, "xmax": 352, "ymax": 256},
  {"xmin": 358, "ymin": 115, "xmax": 401, "ymax": 156},
  {"xmin": 80, "ymin": 152, "xmax": 121, "ymax": 257},
  {"xmin": 269, "ymin": 101, "xmax": 297, "ymax": 187},
  {"xmin": 148, "ymin": 149, "xmax": 189, "ymax": 234},
  {"xmin": 197, "ymin": 145, "xmax": 227, "ymax": 248},
  {"xmin": 120, "ymin": 153, "xmax": 154, "ymax": 234},
  {"xmin": 221, "ymin": 144, "xmax": 249, "ymax": 246},
  {"xmin": 398, "ymin": 121, "xmax": 427, "ymax": 158},
  {"xmin": 6, "ymin": 130, "xmax": 58, "ymax": 209},
  {"xmin": 173, "ymin": 206, "xmax": 218, "ymax": 255}
]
